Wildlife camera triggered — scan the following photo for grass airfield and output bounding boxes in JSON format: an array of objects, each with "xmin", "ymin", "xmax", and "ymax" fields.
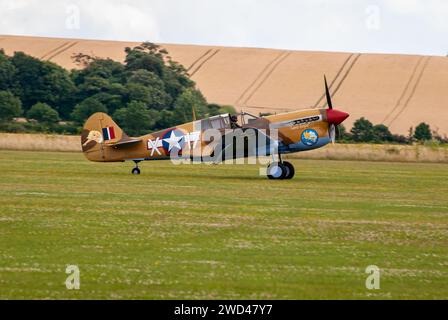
[{"xmin": 0, "ymin": 150, "xmax": 447, "ymax": 299}]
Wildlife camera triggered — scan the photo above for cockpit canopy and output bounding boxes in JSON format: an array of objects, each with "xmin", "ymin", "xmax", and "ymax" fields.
[
  {"xmin": 197, "ymin": 112, "xmax": 260, "ymax": 130},
  {"xmin": 239, "ymin": 112, "xmax": 260, "ymax": 126}
]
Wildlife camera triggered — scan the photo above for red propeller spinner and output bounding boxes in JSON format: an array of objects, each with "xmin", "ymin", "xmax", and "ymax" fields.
[
  {"xmin": 323, "ymin": 75, "xmax": 349, "ymax": 141},
  {"xmin": 326, "ymin": 109, "xmax": 349, "ymax": 125}
]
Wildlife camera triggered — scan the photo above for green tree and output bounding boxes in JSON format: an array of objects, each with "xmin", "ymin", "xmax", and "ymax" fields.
[
  {"xmin": 71, "ymin": 58, "xmax": 126, "ymax": 107},
  {"xmin": 72, "ymin": 58, "xmax": 125, "ymax": 85},
  {"xmin": 126, "ymin": 83, "xmax": 171, "ymax": 110},
  {"xmin": 336, "ymin": 124, "xmax": 353, "ymax": 142},
  {"xmin": 206, "ymin": 104, "xmax": 237, "ymax": 116},
  {"xmin": 113, "ymin": 101, "xmax": 159, "ymax": 136},
  {"xmin": 155, "ymin": 109, "xmax": 176, "ymax": 129},
  {"xmin": 76, "ymin": 76, "xmax": 111, "ymax": 96},
  {"xmin": 124, "ymin": 42, "xmax": 173, "ymax": 77},
  {"xmin": 26, "ymin": 102, "xmax": 60, "ymax": 124},
  {"xmin": 173, "ymin": 89, "xmax": 208, "ymax": 123},
  {"xmin": 89, "ymin": 92, "xmax": 124, "ymax": 115},
  {"xmin": 391, "ymin": 134, "xmax": 409, "ymax": 144},
  {"xmin": 373, "ymin": 124, "xmax": 393, "ymax": 143},
  {"xmin": 218, "ymin": 105, "xmax": 237, "ymax": 115},
  {"xmin": 0, "ymin": 52, "xmax": 16, "ymax": 90},
  {"xmin": 11, "ymin": 52, "xmax": 76, "ymax": 116},
  {"xmin": 125, "ymin": 50, "xmax": 164, "ymax": 76},
  {"xmin": 128, "ymin": 69, "xmax": 165, "ymax": 90},
  {"xmin": 414, "ymin": 122, "xmax": 432, "ymax": 141},
  {"xmin": 207, "ymin": 103, "xmax": 221, "ymax": 115},
  {"xmin": 350, "ymin": 117, "xmax": 375, "ymax": 142},
  {"xmin": 74, "ymin": 64, "xmax": 126, "ymax": 97},
  {"xmin": 71, "ymin": 97, "xmax": 107, "ymax": 124},
  {"xmin": 0, "ymin": 91, "xmax": 22, "ymax": 121},
  {"xmin": 0, "ymin": 43, "xmax": 207, "ymax": 133},
  {"xmin": 124, "ymin": 43, "xmax": 194, "ymax": 105}
]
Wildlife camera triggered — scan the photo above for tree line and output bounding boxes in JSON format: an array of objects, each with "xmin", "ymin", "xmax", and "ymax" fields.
[
  {"xmin": 0, "ymin": 43, "xmax": 233, "ymax": 136},
  {"xmin": 0, "ymin": 44, "xmax": 445, "ymax": 144},
  {"xmin": 339, "ymin": 117, "xmax": 446, "ymax": 144}
]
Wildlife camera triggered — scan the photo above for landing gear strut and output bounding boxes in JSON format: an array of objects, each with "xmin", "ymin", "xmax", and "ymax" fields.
[
  {"xmin": 132, "ymin": 160, "xmax": 141, "ymax": 175},
  {"xmin": 267, "ymin": 154, "xmax": 295, "ymax": 180}
]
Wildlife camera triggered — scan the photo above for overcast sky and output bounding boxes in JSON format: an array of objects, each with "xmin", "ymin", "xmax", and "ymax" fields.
[{"xmin": 1, "ymin": 0, "xmax": 447, "ymax": 56}]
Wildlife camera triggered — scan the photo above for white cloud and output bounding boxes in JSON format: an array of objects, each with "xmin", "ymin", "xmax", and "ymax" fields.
[
  {"xmin": 78, "ymin": 1, "xmax": 160, "ymax": 41},
  {"xmin": 382, "ymin": 0, "xmax": 422, "ymax": 15},
  {"xmin": 0, "ymin": 0, "xmax": 160, "ymax": 41},
  {"xmin": 0, "ymin": 0, "xmax": 446, "ymax": 55},
  {"xmin": 382, "ymin": 0, "xmax": 448, "ymax": 30}
]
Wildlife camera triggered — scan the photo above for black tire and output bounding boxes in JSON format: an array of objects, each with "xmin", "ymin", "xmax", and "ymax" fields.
[
  {"xmin": 132, "ymin": 167, "xmax": 141, "ymax": 175},
  {"xmin": 267, "ymin": 162, "xmax": 287, "ymax": 180},
  {"xmin": 282, "ymin": 161, "xmax": 295, "ymax": 180}
]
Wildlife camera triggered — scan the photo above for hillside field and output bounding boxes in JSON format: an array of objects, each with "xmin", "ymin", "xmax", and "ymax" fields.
[
  {"xmin": 0, "ymin": 150, "xmax": 447, "ymax": 299},
  {"xmin": 1, "ymin": 35, "xmax": 448, "ymax": 136}
]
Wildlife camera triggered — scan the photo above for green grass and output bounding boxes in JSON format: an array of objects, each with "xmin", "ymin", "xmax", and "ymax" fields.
[{"xmin": 0, "ymin": 150, "xmax": 447, "ymax": 299}]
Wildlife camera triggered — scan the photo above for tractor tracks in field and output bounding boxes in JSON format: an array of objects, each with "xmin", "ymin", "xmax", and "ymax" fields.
[
  {"xmin": 40, "ymin": 41, "xmax": 79, "ymax": 61},
  {"xmin": 235, "ymin": 51, "xmax": 285, "ymax": 107},
  {"xmin": 187, "ymin": 49, "xmax": 212, "ymax": 73},
  {"xmin": 40, "ymin": 42, "xmax": 70, "ymax": 60},
  {"xmin": 383, "ymin": 56, "xmax": 431, "ymax": 127},
  {"xmin": 188, "ymin": 48, "xmax": 220, "ymax": 77},
  {"xmin": 313, "ymin": 53, "xmax": 361, "ymax": 109},
  {"xmin": 312, "ymin": 53, "xmax": 353, "ymax": 108},
  {"xmin": 235, "ymin": 50, "xmax": 291, "ymax": 108}
]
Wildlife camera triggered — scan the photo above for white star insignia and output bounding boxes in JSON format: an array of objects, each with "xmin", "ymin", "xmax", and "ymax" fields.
[{"xmin": 163, "ymin": 131, "xmax": 183, "ymax": 151}]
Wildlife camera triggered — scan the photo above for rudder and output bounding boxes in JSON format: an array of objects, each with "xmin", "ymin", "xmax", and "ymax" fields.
[{"xmin": 81, "ymin": 112, "xmax": 124, "ymax": 161}]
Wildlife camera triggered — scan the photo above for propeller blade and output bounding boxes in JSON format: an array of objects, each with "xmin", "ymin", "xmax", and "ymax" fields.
[
  {"xmin": 324, "ymin": 75, "xmax": 333, "ymax": 110},
  {"xmin": 329, "ymin": 124, "xmax": 336, "ymax": 144},
  {"xmin": 329, "ymin": 124, "xmax": 341, "ymax": 144}
]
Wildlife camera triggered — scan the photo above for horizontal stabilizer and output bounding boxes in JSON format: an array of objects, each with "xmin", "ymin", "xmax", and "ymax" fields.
[{"xmin": 109, "ymin": 138, "xmax": 142, "ymax": 148}]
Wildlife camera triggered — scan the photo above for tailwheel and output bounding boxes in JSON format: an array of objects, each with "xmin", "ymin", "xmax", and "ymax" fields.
[
  {"xmin": 282, "ymin": 161, "xmax": 295, "ymax": 180},
  {"xmin": 267, "ymin": 162, "xmax": 287, "ymax": 180},
  {"xmin": 132, "ymin": 160, "xmax": 141, "ymax": 175}
]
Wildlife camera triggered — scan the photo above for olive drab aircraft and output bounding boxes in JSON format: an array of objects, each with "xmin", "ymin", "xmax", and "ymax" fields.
[{"xmin": 81, "ymin": 77, "xmax": 349, "ymax": 180}]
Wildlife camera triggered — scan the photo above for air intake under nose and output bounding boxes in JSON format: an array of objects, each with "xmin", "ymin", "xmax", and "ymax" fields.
[{"xmin": 326, "ymin": 109, "xmax": 349, "ymax": 125}]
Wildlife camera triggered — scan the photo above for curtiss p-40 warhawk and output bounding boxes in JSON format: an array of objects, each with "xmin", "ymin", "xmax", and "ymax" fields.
[{"xmin": 82, "ymin": 77, "xmax": 349, "ymax": 180}]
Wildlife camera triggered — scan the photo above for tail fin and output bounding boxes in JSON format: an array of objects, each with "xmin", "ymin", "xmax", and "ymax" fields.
[{"xmin": 81, "ymin": 112, "xmax": 124, "ymax": 161}]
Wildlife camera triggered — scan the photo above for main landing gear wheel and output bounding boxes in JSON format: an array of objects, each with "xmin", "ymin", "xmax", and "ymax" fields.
[
  {"xmin": 267, "ymin": 161, "xmax": 295, "ymax": 180},
  {"xmin": 282, "ymin": 161, "xmax": 295, "ymax": 180},
  {"xmin": 267, "ymin": 162, "xmax": 287, "ymax": 180},
  {"xmin": 132, "ymin": 160, "xmax": 141, "ymax": 175}
]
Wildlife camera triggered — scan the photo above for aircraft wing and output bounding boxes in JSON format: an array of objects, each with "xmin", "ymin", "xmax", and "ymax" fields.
[
  {"xmin": 240, "ymin": 126, "xmax": 281, "ymax": 145},
  {"xmin": 213, "ymin": 127, "xmax": 279, "ymax": 161}
]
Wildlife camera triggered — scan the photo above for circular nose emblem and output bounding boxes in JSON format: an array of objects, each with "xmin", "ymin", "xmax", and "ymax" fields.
[{"xmin": 301, "ymin": 129, "xmax": 319, "ymax": 146}]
